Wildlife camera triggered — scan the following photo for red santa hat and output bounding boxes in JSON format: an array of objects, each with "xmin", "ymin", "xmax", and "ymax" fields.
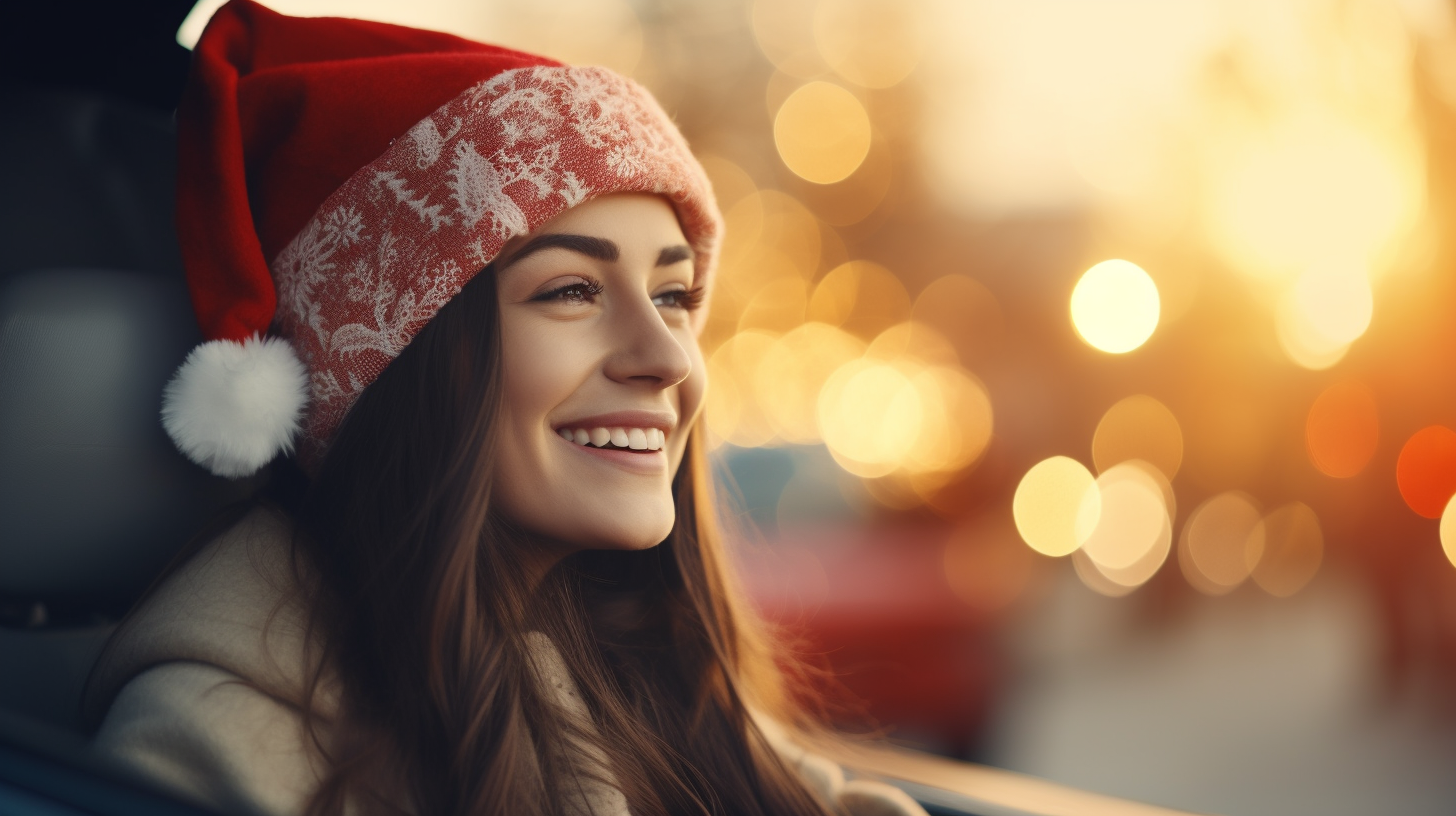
[{"xmin": 161, "ymin": 0, "xmax": 721, "ymax": 478}]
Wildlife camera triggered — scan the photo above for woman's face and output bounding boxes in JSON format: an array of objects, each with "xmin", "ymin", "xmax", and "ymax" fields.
[{"xmin": 492, "ymin": 193, "xmax": 707, "ymax": 559}]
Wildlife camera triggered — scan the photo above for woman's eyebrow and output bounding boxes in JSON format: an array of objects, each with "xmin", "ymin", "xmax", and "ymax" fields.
[
  {"xmin": 656, "ymin": 245, "xmax": 693, "ymax": 266},
  {"xmin": 500, "ymin": 233, "xmax": 619, "ymax": 268}
]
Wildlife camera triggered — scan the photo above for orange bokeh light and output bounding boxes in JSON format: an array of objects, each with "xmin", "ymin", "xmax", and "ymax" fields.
[
  {"xmin": 1396, "ymin": 426, "xmax": 1456, "ymax": 519},
  {"xmin": 1305, "ymin": 380, "xmax": 1379, "ymax": 478}
]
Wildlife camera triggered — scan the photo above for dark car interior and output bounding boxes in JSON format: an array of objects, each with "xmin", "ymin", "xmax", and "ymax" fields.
[{"xmin": 0, "ymin": 11, "xmax": 261, "ymax": 805}]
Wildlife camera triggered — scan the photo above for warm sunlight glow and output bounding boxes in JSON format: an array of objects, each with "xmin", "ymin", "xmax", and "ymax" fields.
[
  {"xmin": 1292, "ymin": 263, "xmax": 1374, "ymax": 348},
  {"xmin": 774, "ymin": 82, "xmax": 873, "ymax": 184},
  {"xmin": 1070, "ymin": 260, "xmax": 1160, "ymax": 354},
  {"xmin": 1206, "ymin": 119, "xmax": 1423, "ymax": 285},
  {"xmin": 1306, "ymin": 380, "xmax": 1380, "ymax": 478},
  {"xmin": 1013, "ymin": 457, "xmax": 1099, "ymax": 557},
  {"xmin": 1276, "ymin": 263, "xmax": 1373, "ymax": 369},
  {"xmin": 1092, "ymin": 395, "xmax": 1184, "ymax": 479},
  {"xmin": 1397, "ymin": 426, "xmax": 1456, "ymax": 519}
]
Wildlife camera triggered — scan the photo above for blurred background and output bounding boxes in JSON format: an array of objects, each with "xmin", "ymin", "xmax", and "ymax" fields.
[{"xmin": 10, "ymin": 0, "xmax": 1456, "ymax": 813}]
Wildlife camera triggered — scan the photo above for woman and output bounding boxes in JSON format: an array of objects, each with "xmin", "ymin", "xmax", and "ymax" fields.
[{"xmin": 82, "ymin": 3, "xmax": 925, "ymax": 815}]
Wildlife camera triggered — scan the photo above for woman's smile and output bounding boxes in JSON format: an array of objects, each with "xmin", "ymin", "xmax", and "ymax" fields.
[{"xmin": 553, "ymin": 409, "xmax": 676, "ymax": 474}]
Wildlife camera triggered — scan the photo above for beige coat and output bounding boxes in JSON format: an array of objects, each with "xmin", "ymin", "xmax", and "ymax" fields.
[{"xmin": 87, "ymin": 507, "xmax": 924, "ymax": 816}]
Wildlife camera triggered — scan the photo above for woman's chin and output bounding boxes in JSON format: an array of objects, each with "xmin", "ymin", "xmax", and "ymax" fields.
[{"xmin": 586, "ymin": 515, "xmax": 676, "ymax": 552}]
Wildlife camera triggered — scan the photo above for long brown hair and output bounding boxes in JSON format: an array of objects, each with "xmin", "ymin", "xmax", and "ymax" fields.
[{"xmin": 286, "ymin": 263, "xmax": 835, "ymax": 816}]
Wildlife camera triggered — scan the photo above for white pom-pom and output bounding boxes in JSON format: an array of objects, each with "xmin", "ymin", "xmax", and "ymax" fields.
[{"xmin": 161, "ymin": 335, "xmax": 308, "ymax": 478}]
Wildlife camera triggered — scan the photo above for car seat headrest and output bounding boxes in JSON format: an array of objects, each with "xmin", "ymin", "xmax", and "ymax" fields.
[{"xmin": 0, "ymin": 269, "xmax": 253, "ymax": 621}]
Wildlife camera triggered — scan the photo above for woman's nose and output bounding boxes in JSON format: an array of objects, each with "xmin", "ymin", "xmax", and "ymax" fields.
[{"xmin": 601, "ymin": 295, "xmax": 693, "ymax": 388}]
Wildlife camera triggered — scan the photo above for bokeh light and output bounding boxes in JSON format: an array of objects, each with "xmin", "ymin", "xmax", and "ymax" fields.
[
  {"xmin": 1070, "ymin": 260, "xmax": 1161, "ymax": 353},
  {"xmin": 774, "ymin": 81, "xmax": 873, "ymax": 184},
  {"xmin": 808, "ymin": 261, "xmax": 912, "ymax": 339},
  {"xmin": 751, "ymin": 0, "xmax": 827, "ymax": 79},
  {"xmin": 1396, "ymin": 426, "xmax": 1456, "ymax": 518},
  {"xmin": 754, "ymin": 323, "xmax": 866, "ymax": 444},
  {"xmin": 695, "ymin": 154, "xmax": 758, "ymax": 212},
  {"xmin": 1275, "ymin": 263, "xmax": 1374, "ymax": 370},
  {"xmin": 1179, "ymin": 491, "xmax": 1263, "ymax": 595},
  {"xmin": 1078, "ymin": 463, "xmax": 1172, "ymax": 588},
  {"xmin": 1091, "ymin": 395, "xmax": 1184, "ymax": 479},
  {"xmin": 1250, "ymin": 502, "xmax": 1323, "ymax": 598},
  {"xmin": 813, "ymin": 0, "xmax": 926, "ymax": 89},
  {"xmin": 1013, "ymin": 457, "xmax": 1099, "ymax": 557},
  {"xmin": 818, "ymin": 359, "xmax": 922, "ymax": 477},
  {"xmin": 1305, "ymin": 380, "xmax": 1379, "ymax": 478},
  {"xmin": 705, "ymin": 331, "xmax": 779, "ymax": 449},
  {"xmin": 866, "ymin": 321, "xmax": 959, "ymax": 367},
  {"xmin": 1292, "ymin": 263, "xmax": 1374, "ymax": 348},
  {"xmin": 737, "ymin": 277, "xmax": 809, "ymax": 334},
  {"xmin": 1072, "ymin": 549, "xmax": 1138, "ymax": 598},
  {"xmin": 902, "ymin": 364, "xmax": 994, "ymax": 474},
  {"xmin": 1442, "ymin": 494, "xmax": 1456, "ymax": 571}
]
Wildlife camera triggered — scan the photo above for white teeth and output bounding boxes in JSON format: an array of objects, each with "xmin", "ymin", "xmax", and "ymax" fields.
[{"xmin": 562, "ymin": 426, "xmax": 667, "ymax": 450}]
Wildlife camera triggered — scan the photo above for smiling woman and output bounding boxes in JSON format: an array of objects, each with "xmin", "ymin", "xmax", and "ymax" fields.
[{"xmin": 74, "ymin": 3, "xmax": 924, "ymax": 816}]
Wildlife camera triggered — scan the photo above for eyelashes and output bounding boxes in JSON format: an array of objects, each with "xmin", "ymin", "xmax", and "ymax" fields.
[
  {"xmin": 533, "ymin": 278, "xmax": 605, "ymax": 304},
  {"xmin": 532, "ymin": 278, "xmax": 704, "ymax": 312},
  {"xmin": 653, "ymin": 286, "xmax": 705, "ymax": 312}
]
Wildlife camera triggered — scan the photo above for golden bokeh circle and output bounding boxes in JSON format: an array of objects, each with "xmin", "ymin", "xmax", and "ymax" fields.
[
  {"xmin": 1070, "ymin": 259, "xmax": 1161, "ymax": 354},
  {"xmin": 1442, "ymin": 494, "xmax": 1456, "ymax": 571},
  {"xmin": 1013, "ymin": 457, "xmax": 1100, "ymax": 557},
  {"xmin": 1080, "ymin": 463, "xmax": 1172, "ymax": 575},
  {"xmin": 774, "ymin": 81, "xmax": 873, "ymax": 184}
]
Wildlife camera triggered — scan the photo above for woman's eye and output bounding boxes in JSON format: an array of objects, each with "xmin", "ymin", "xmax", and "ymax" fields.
[
  {"xmin": 534, "ymin": 279, "xmax": 604, "ymax": 304},
  {"xmin": 652, "ymin": 287, "xmax": 705, "ymax": 311}
]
